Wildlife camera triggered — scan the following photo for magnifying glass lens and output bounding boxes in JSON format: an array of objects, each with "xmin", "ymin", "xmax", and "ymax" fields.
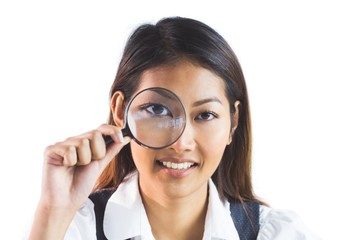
[{"xmin": 125, "ymin": 88, "xmax": 186, "ymax": 149}]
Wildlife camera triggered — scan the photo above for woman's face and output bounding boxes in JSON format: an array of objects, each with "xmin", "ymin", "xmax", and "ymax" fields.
[{"xmin": 128, "ymin": 61, "xmax": 235, "ymax": 199}]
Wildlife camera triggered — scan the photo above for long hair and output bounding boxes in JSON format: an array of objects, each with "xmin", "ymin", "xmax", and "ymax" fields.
[{"xmin": 94, "ymin": 17, "xmax": 262, "ymax": 205}]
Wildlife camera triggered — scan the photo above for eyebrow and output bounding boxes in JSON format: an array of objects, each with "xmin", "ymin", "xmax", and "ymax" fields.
[
  {"xmin": 192, "ymin": 97, "xmax": 222, "ymax": 107},
  {"xmin": 153, "ymin": 88, "xmax": 177, "ymax": 100}
]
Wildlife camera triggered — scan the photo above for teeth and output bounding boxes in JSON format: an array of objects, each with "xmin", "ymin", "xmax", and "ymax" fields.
[{"xmin": 161, "ymin": 161, "xmax": 195, "ymax": 170}]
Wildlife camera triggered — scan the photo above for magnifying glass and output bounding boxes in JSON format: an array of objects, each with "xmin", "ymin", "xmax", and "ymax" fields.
[{"xmin": 104, "ymin": 87, "xmax": 186, "ymax": 149}]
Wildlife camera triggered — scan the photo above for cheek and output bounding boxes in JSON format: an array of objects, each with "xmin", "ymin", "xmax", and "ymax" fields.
[
  {"xmin": 196, "ymin": 121, "xmax": 230, "ymax": 159},
  {"xmin": 130, "ymin": 142, "xmax": 155, "ymax": 170},
  {"xmin": 201, "ymin": 129, "xmax": 228, "ymax": 147}
]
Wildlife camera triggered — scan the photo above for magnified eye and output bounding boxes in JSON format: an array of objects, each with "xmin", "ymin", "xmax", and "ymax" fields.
[{"xmin": 142, "ymin": 103, "xmax": 172, "ymax": 117}]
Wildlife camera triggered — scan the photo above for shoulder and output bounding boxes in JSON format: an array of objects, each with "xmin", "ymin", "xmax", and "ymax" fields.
[{"xmin": 258, "ymin": 205, "xmax": 321, "ymax": 240}]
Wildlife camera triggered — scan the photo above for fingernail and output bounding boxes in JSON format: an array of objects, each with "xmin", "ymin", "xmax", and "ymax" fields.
[
  {"xmin": 117, "ymin": 131, "xmax": 124, "ymax": 143},
  {"xmin": 122, "ymin": 136, "xmax": 131, "ymax": 144}
]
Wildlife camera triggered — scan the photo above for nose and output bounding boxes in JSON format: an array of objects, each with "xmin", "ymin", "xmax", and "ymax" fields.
[{"xmin": 169, "ymin": 121, "xmax": 196, "ymax": 153}]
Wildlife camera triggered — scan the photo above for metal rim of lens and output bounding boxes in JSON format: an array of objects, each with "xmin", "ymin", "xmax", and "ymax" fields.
[{"xmin": 123, "ymin": 87, "xmax": 187, "ymax": 149}]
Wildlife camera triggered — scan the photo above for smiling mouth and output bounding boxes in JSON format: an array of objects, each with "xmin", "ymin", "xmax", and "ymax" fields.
[{"xmin": 156, "ymin": 160, "xmax": 198, "ymax": 170}]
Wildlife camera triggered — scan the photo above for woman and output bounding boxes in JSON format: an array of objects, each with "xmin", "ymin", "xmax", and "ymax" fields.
[{"xmin": 29, "ymin": 17, "xmax": 320, "ymax": 239}]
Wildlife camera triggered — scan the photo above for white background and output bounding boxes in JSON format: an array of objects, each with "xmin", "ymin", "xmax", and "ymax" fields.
[{"xmin": 1, "ymin": 1, "xmax": 359, "ymax": 239}]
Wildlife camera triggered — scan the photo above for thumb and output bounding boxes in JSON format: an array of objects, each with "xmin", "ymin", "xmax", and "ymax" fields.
[{"xmin": 97, "ymin": 136, "xmax": 131, "ymax": 170}]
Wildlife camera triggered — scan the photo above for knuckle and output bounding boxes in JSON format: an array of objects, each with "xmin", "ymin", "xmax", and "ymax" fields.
[
  {"xmin": 64, "ymin": 136, "xmax": 75, "ymax": 142},
  {"xmin": 98, "ymin": 123, "xmax": 108, "ymax": 129},
  {"xmin": 66, "ymin": 145, "xmax": 76, "ymax": 155},
  {"xmin": 90, "ymin": 129, "xmax": 102, "ymax": 139},
  {"xmin": 64, "ymin": 146, "xmax": 77, "ymax": 166},
  {"xmin": 78, "ymin": 138, "xmax": 89, "ymax": 147},
  {"xmin": 43, "ymin": 145, "xmax": 56, "ymax": 158}
]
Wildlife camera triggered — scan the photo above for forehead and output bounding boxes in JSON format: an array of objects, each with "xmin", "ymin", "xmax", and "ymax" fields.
[{"xmin": 138, "ymin": 61, "xmax": 228, "ymax": 104}]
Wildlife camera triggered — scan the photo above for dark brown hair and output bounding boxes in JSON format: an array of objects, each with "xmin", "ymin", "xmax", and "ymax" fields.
[{"xmin": 94, "ymin": 16, "xmax": 262, "ymax": 204}]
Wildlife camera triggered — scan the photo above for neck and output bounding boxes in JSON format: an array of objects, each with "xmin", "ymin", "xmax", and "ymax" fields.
[{"xmin": 140, "ymin": 182, "xmax": 208, "ymax": 240}]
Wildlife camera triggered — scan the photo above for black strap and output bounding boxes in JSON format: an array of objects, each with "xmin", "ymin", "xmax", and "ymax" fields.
[
  {"xmin": 89, "ymin": 189, "xmax": 116, "ymax": 240},
  {"xmin": 89, "ymin": 189, "xmax": 259, "ymax": 240},
  {"xmin": 230, "ymin": 200, "xmax": 260, "ymax": 240}
]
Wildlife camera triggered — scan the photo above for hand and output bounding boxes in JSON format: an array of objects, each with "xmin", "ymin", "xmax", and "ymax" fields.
[
  {"xmin": 40, "ymin": 124, "xmax": 130, "ymax": 211},
  {"xmin": 29, "ymin": 124, "xmax": 130, "ymax": 240}
]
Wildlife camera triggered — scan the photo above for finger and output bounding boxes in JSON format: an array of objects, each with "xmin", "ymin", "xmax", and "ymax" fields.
[
  {"xmin": 96, "ymin": 136, "xmax": 131, "ymax": 170},
  {"xmin": 44, "ymin": 125, "xmax": 127, "ymax": 168},
  {"xmin": 63, "ymin": 145, "xmax": 77, "ymax": 167},
  {"xmin": 76, "ymin": 138, "xmax": 92, "ymax": 165},
  {"xmin": 44, "ymin": 144, "xmax": 77, "ymax": 167},
  {"xmin": 60, "ymin": 131, "xmax": 104, "ymax": 163},
  {"xmin": 97, "ymin": 124, "xmax": 124, "ymax": 143},
  {"xmin": 88, "ymin": 130, "xmax": 106, "ymax": 160},
  {"xmin": 44, "ymin": 145, "xmax": 66, "ymax": 166}
]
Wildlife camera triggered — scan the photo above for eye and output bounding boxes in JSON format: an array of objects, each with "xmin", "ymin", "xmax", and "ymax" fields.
[
  {"xmin": 196, "ymin": 111, "xmax": 218, "ymax": 121},
  {"xmin": 143, "ymin": 103, "xmax": 172, "ymax": 117}
]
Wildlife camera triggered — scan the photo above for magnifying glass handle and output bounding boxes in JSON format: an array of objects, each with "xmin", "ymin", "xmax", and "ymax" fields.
[
  {"xmin": 103, "ymin": 127, "xmax": 131, "ymax": 146},
  {"xmin": 103, "ymin": 135, "xmax": 115, "ymax": 146}
]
